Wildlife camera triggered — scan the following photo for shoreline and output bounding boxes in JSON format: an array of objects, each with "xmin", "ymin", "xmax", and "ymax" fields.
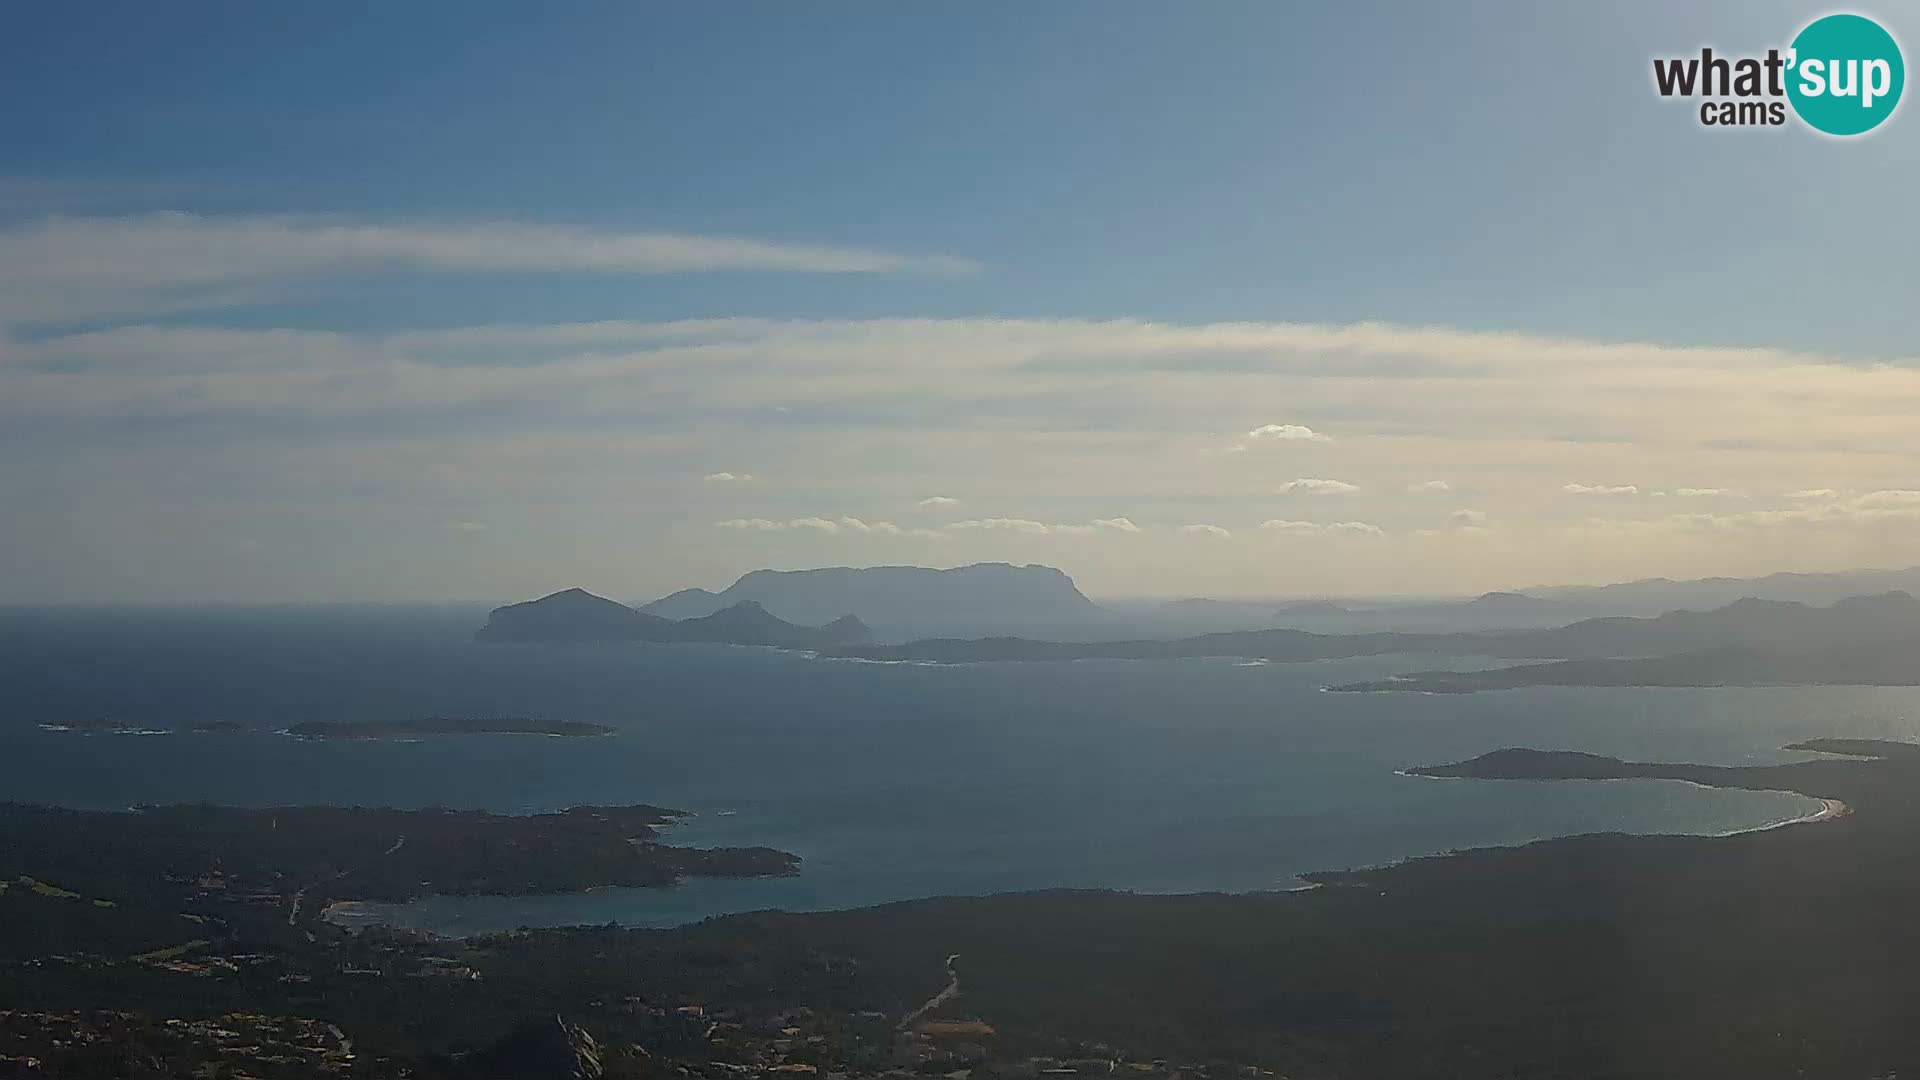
[{"xmin": 1396, "ymin": 767, "xmax": 1850, "ymax": 839}]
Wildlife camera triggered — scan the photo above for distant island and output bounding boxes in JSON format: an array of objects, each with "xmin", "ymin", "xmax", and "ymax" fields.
[
  {"xmin": 285, "ymin": 717, "xmax": 615, "ymax": 740},
  {"xmin": 38, "ymin": 718, "xmax": 175, "ymax": 736},
  {"xmin": 1406, "ymin": 739, "xmax": 1904, "ymax": 786},
  {"xmin": 637, "ymin": 562, "xmax": 1102, "ymax": 627},
  {"xmin": 476, "ymin": 586, "xmax": 1920, "ymax": 694},
  {"xmin": 476, "ymin": 587, "xmax": 872, "ymax": 649}
]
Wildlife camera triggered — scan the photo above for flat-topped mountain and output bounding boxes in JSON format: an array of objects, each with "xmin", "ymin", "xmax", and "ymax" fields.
[
  {"xmin": 637, "ymin": 562, "xmax": 1101, "ymax": 629},
  {"xmin": 477, "ymin": 589, "xmax": 871, "ymax": 649}
]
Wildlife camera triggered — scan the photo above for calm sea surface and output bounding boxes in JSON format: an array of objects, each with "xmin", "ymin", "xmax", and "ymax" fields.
[{"xmin": 4, "ymin": 607, "xmax": 1915, "ymax": 933}]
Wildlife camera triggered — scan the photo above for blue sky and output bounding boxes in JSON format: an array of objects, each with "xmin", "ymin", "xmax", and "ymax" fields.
[{"xmin": 4, "ymin": 2, "xmax": 1919, "ymax": 603}]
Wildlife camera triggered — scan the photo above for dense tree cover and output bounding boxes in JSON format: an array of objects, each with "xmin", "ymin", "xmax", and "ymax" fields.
[
  {"xmin": 9, "ymin": 743, "xmax": 1920, "ymax": 1077},
  {"xmin": 0, "ymin": 802, "xmax": 797, "ymax": 912}
]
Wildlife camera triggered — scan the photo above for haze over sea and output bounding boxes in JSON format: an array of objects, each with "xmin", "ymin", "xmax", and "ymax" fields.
[{"xmin": 5, "ymin": 607, "xmax": 1915, "ymax": 934}]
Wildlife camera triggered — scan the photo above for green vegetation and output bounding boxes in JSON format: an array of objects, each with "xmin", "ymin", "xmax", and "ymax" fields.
[
  {"xmin": 7, "ymin": 742, "xmax": 1920, "ymax": 1078},
  {"xmin": 19, "ymin": 875, "xmax": 83, "ymax": 899},
  {"xmin": 129, "ymin": 939, "xmax": 210, "ymax": 963}
]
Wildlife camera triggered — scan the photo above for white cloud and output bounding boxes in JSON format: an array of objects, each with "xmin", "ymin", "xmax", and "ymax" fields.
[
  {"xmin": 1260, "ymin": 519, "xmax": 1385, "ymax": 536},
  {"xmin": 1563, "ymin": 483, "xmax": 1639, "ymax": 496},
  {"xmin": 916, "ymin": 496, "xmax": 962, "ymax": 509},
  {"xmin": 703, "ymin": 471, "xmax": 752, "ymax": 483},
  {"xmin": 1853, "ymin": 489, "xmax": 1920, "ymax": 508},
  {"xmin": 19, "ymin": 311, "xmax": 1920, "ymax": 601},
  {"xmin": 1245, "ymin": 423, "xmax": 1330, "ymax": 443},
  {"xmin": 942, "ymin": 517, "xmax": 1139, "ymax": 537},
  {"xmin": 714, "ymin": 515, "xmax": 939, "ymax": 538},
  {"xmin": 1179, "ymin": 524, "xmax": 1233, "ymax": 538},
  {"xmin": 836, "ymin": 516, "xmax": 944, "ymax": 538},
  {"xmin": 451, "ymin": 520, "xmax": 487, "ymax": 533},
  {"xmin": 1672, "ymin": 487, "xmax": 1740, "ymax": 498},
  {"xmin": 1277, "ymin": 478, "xmax": 1360, "ymax": 496},
  {"xmin": 1451, "ymin": 509, "xmax": 1489, "ymax": 526},
  {"xmin": 1787, "ymin": 489, "xmax": 1841, "ymax": 500},
  {"xmin": 0, "ymin": 213, "xmax": 978, "ymax": 321},
  {"xmin": 946, "ymin": 518, "xmax": 1058, "ymax": 535},
  {"xmin": 1408, "ymin": 480, "xmax": 1452, "ymax": 493}
]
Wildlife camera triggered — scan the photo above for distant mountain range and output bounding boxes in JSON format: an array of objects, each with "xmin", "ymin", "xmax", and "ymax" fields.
[
  {"xmin": 1329, "ymin": 591, "xmax": 1920, "ymax": 693},
  {"xmin": 475, "ymin": 588, "xmax": 872, "ymax": 649},
  {"xmin": 1528, "ymin": 565, "xmax": 1920, "ymax": 612},
  {"xmin": 483, "ymin": 567, "xmax": 1920, "ymax": 692},
  {"xmin": 637, "ymin": 563, "xmax": 1101, "ymax": 633},
  {"xmin": 827, "ymin": 592, "xmax": 1920, "ymax": 692}
]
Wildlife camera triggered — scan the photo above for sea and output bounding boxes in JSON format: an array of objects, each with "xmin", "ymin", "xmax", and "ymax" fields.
[{"xmin": 4, "ymin": 605, "xmax": 1916, "ymax": 935}]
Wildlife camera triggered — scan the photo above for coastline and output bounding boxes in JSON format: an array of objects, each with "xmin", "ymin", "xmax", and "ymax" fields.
[{"xmin": 1396, "ymin": 765, "xmax": 1850, "ymax": 840}]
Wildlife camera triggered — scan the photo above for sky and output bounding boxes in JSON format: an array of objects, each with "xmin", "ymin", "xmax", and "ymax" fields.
[{"xmin": 4, "ymin": 1, "xmax": 1919, "ymax": 604}]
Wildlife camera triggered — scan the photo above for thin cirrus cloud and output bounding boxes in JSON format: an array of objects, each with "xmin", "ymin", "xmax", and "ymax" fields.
[
  {"xmin": 1260, "ymin": 519, "xmax": 1385, "ymax": 536},
  {"xmin": 946, "ymin": 517, "xmax": 1144, "ymax": 537},
  {"xmin": 716, "ymin": 516, "xmax": 940, "ymax": 538},
  {"xmin": 1563, "ymin": 483, "xmax": 1639, "ymax": 496},
  {"xmin": 1277, "ymin": 478, "xmax": 1359, "ymax": 496},
  {"xmin": 19, "ymin": 310, "xmax": 1920, "ymax": 601},
  {"xmin": 1584, "ymin": 490, "xmax": 1920, "ymax": 533},
  {"xmin": 0, "ymin": 212, "xmax": 979, "ymax": 321},
  {"xmin": 715, "ymin": 515, "xmax": 1146, "ymax": 539}
]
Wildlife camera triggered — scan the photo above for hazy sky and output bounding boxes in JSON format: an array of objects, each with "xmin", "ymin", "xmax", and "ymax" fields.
[{"xmin": 4, "ymin": 2, "xmax": 1918, "ymax": 604}]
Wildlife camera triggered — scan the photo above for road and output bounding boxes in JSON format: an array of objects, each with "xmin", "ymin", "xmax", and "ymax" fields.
[
  {"xmin": 899, "ymin": 953, "xmax": 961, "ymax": 1029},
  {"xmin": 288, "ymin": 835, "xmax": 406, "ymax": 927}
]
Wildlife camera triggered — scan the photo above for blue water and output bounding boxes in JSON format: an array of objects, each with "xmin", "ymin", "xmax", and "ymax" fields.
[{"xmin": 4, "ymin": 607, "xmax": 1915, "ymax": 933}]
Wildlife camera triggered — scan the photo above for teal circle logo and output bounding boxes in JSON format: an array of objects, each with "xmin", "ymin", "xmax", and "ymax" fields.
[{"xmin": 1786, "ymin": 14, "xmax": 1904, "ymax": 135}]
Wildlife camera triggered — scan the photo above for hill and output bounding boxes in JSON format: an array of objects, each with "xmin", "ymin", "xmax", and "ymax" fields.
[
  {"xmin": 476, "ymin": 590, "xmax": 872, "ymax": 649},
  {"xmin": 475, "ymin": 588, "xmax": 671, "ymax": 642},
  {"xmin": 1331, "ymin": 591, "xmax": 1920, "ymax": 692},
  {"xmin": 1530, "ymin": 564, "xmax": 1920, "ymax": 613}
]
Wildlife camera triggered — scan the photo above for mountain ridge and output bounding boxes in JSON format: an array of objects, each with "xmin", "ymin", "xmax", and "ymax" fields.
[
  {"xmin": 476, "ymin": 590, "xmax": 872, "ymax": 649},
  {"xmin": 637, "ymin": 562, "xmax": 1100, "ymax": 627}
]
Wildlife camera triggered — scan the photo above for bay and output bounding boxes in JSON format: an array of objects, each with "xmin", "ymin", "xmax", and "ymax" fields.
[{"xmin": 4, "ymin": 607, "xmax": 1911, "ymax": 933}]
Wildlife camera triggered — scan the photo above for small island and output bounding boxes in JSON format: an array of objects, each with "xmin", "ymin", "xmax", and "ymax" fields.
[
  {"xmin": 38, "ymin": 718, "xmax": 173, "ymax": 735},
  {"xmin": 284, "ymin": 717, "xmax": 615, "ymax": 740}
]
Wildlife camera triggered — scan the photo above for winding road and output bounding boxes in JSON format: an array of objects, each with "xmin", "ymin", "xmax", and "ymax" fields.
[{"xmin": 899, "ymin": 953, "xmax": 961, "ymax": 1030}]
